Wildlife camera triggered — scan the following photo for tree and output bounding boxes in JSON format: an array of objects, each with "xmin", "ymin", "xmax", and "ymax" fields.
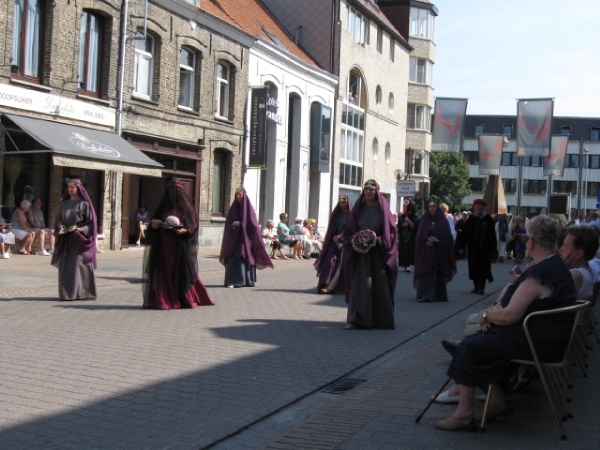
[{"xmin": 429, "ymin": 152, "xmax": 471, "ymax": 211}]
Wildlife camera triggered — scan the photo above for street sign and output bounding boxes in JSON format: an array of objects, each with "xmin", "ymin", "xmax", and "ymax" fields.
[{"xmin": 396, "ymin": 180, "xmax": 416, "ymax": 196}]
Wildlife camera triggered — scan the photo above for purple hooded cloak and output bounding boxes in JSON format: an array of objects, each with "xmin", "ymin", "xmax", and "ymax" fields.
[
  {"xmin": 219, "ymin": 188, "xmax": 273, "ymax": 270},
  {"xmin": 313, "ymin": 195, "xmax": 353, "ymax": 287},
  {"xmin": 342, "ymin": 181, "xmax": 398, "ymax": 298},
  {"xmin": 51, "ymin": 179, "xmax": 97, "ymax": 269}
]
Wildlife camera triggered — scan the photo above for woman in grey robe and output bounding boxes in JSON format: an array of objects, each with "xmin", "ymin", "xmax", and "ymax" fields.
[{"xmin": 51, "ymin": 179, "xmax": 97, "ymax": 300}]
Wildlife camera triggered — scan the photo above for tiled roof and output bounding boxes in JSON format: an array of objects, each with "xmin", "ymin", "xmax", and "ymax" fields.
[{"xmin": 201, "ymin": 0, "xmax": 318, "ymax": 66}]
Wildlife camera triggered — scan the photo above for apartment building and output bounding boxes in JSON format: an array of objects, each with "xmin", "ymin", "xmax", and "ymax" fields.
[{"xmin": 462, "ymin": 115, "xmax": 600, "ymax": 219}]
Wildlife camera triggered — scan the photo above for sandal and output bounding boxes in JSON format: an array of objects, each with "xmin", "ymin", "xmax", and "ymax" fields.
[
  {"xmin": 319, "ymin": 288, "xmax": 333, "ymax": 294},
  {"xmin": 18, "ymin": 250, "xmax": 30, "ymax": 255}
]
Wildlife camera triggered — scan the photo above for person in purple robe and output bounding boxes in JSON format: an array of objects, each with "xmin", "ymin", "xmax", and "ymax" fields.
[
  {"xmin": 414, "ymin": 199, "xmax": 457, "ymax": 302},
  {"xmin": 219, "ymin": 187, "xmax": 273, "ymax": 288},
  {"xmin": 51, "ymin": 179, "xmax": 97, "ymax": 300},
  {"xmin": 341, "ymin": 180, "xmax": 398, "ymax": 330},
  {"xmin": 142, "ymin": 180, "xmax": 214, "ymax": 309},
  {"xmin": 314, "ymin": 194, "xmax": 353, "ymax": 294}
]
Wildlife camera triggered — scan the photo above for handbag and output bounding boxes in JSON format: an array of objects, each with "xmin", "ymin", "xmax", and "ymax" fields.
[{"xmin": 463, "ymin": 312, "xmax": 483, "ymax": 338}]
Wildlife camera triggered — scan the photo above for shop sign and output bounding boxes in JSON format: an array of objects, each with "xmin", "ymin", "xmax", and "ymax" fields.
[{"xmin": 0, "ymin": 84, "xmax": 115, "ymax": 127}]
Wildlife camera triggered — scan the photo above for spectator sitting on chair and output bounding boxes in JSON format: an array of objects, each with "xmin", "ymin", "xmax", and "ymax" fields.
[
  {"xmin": 0, "ymin": 213, "xmax": 16, "ymax": 259},
  {"xmin": 290, "ymin": 217, "xmax": 312, "ymax": 259},
  {"xmin": 10, "ymin": 200, "xmax": 36, "ymax": 255},
  {"xmin": 135, "ymin": 204, "xmax": 149, "ymax": 245},
  {"xmin": 558, "ymin": 225, "xmax": 598, "ymax": 301},
  {"xmin": 305, "ymin": 219, "xmax": 323, "ymax": 255},
  {"xmin": 262, "ymin": 220, "xmax": 287, "ymax": 260},
  {"xmin": 27, "ymin": 198, "xmax": 53, "ymax": 255},
  {"xmin": 277, "ymin": 213, "xmax": 302, "ymax": 260}
]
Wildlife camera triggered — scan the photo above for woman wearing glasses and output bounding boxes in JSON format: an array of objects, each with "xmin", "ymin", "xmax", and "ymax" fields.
[{"xmin": 341, "ymin": 180, "xmax": 398, "ymax": 330}]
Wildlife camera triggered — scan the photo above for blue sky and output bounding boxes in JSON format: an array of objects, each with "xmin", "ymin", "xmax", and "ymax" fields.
[{"xmin": 431, "ymin": 0, "xmax": 600, "ymax": 117}]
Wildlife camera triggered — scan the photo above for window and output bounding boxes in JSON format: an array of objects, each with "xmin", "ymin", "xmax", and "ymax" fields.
[
  {"xmin": 410, "ymin": 8, "xmax": 434, "ymax": 40},
  {"xmin": 376, "ymin": 27, "xmax": 383, "ymax": 53},
  {"xmin": 561, "ymin": 126, "xmax": 571, "ymax": 136},
  {"xmin": 587, "ymin": 182, "xmax": 600, "ymax": 197},
  {"xmin": 372, "ymin": 138, "xmax": 378, "ymax": 160},
  {"xmin": 409, "ymin": 58, "xmax": 431, "ymax": 85},
  {"xmin": 503, "ymin": 125, "xmax": 513, "ymax": 138},
  {"xmin": 215, "ymin": 62, "xmax": 230, "ymax": 119},
  {"xmin": 134, "ymin": 34, "xmax": 154, "ymax": 98},
  {"xmin": 501, "ymin": 152, "xmax": 519, "ymax": 166},
  {"xmin": 469, "ymin": 178, "xmax": 487, "ymax": 192},
  {"xmin": 11, "ymin": 0, "xmax": 43, "ymax": 80},
  {"xmin": 212, "ymin": 150, "xmax": 228, "ymax": 215},
  {"xmin": 523, "ymin": 179, "xmax": 547, "ymax": 194},
  {"xmin": 463, "ymin": 151, "xmax": 479, "ymax": 165},
  {"xmin": 552, "ymin": 180, "xmax": 577, "ymax": 195},
  {"xmin": 346, "ymin": 7, "xmax": 367, "ymax": 46},
  {"xmin": 474, "ymin": 124, "xmax": 484, "ymax": 136},
  {"xmin": 406, "ymin": 104, "xmax": 431, "ymax": 130},
  {"xmin": 347, "ymin": 69, "xmax": 365, "ymax": 109},
  {"xmin": 375, "ymin": 85, "xmax": 382, "ymax": 105},
  {"xmin": 589, "ymin": 155, "xmax": 600, "ymax": 169},
  {"xmin": 389, "ymin": 39, "xmax": 395, "ymax": 61},
  {"xmin": 564, "ymin": 154, "xmax": 580, "ymax": 168},
  {"xmin": 502, "ymin": 179, "xmax": 517, "ymax": 193},
  {"xmin": 522, "ymin": 156, "xmax": 542, "ymax": 167},
  {"xmin": 591, "ymin": 128, "xmax": 600, "ymax": 141},
  {"xmin": 340, "ymin": 73, "xmax": 365, "ymax": 188},
  {"xmin": 388, "ymin": 93, "xmax": 394, "ymax": 112},
  {"xmin": 179, "ymin": 47, "xmax": 196, "ymax": 109},
  {"xmin": 406, "ymin": 148, "xmax": 426, "ymax": 175},
  {"xmin": 78, "ymin": 11, "xmax": 103, "ymax": 95},
  {"xmin": 385, "ymin": 143, "xmax": 391, "ymax": 163}
]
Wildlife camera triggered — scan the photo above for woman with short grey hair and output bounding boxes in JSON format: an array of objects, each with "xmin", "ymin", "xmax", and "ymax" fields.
[
  {"xmin": 263, "ymin": 219, "xmax": 287, "ymax": 259},
  {"xmin": 10, "ymin": 200, "xmax": 35, "ymax": 254}
]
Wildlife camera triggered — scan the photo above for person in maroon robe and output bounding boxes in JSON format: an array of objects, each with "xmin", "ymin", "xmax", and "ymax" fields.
[{"xmin": 142, "ymin": 180, "xmax": 214, "ymax": 309}]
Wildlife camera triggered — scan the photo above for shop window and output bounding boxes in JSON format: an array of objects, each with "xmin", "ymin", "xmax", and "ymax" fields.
[
  {"xmin": 212, "ymin": 150, "xmax": 228, "ymax": 215},
  {"xmin": 78, "ymin": 11, "xmax": 104, "ymax": 96},
  {"xmin": 11, "ymin": 0, "xmax": 44, "ymax": 81},
  {"xmin": 134, "ymin": 34, "xmax": 154, "ymax": 99},
  {"xmin": 2, "ymin": 153, "xmax": 50, "ymax": 219}
]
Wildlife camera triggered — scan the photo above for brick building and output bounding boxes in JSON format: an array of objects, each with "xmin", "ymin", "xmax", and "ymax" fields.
[{"xmin": 0, "ymin": 0, "xmax": 253, "ymax": 249}]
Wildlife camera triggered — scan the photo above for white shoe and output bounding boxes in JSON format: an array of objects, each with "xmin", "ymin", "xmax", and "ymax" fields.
[
  {"xmin": 39, "ymin": 249, "xmax": 51, "ymax": 256},
  {"xmin": 1, "ymin": 253, "xmax": 8, "ymax": 259},
  {"xmin": 48, "ymin": 249, "xmax": 54, "ymax": 255},
  {"xmin": 434, "ymin": 389, "xmax": 459, "ymax": 404}
]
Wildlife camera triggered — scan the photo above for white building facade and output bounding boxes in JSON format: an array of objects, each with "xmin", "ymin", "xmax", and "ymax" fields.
[{"xmin": 243, "ymin": 40, "xmax": 338, "ymax": 228}]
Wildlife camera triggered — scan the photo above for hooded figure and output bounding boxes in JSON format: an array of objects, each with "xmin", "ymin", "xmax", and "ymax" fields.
[
  {"xmin": 142, "ymin": 180, "xmax": 214, "ymax": 309},
  {"xmin": 463, "ymin": 199, "xmax": 497, "ymax": 294},
  {"xmin": 341, "ymin": 180, "xmax": 398, "ymax": 330},
  {"xmin": 313, "ymin": 194, "xmax": 353, "ymax": 294},
  {"xmin": 413, "ymin": 199, "xmax": 457, "ymax": 302},
  {"xmin": 219, "ymin": 187, "xmax": 273, "ymax": 288},
  {"xmin": 52, "ymin": 179, "xmax": 98, "ymax": 300}
]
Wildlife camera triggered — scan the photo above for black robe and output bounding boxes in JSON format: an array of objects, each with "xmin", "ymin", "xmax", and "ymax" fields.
[{"xmin": 463, "ymin": 212, "xmax": 497, "ymax": 282}]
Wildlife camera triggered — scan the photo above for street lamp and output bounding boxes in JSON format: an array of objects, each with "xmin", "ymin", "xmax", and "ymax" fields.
[{"xmin": 584, "ymin": 148, "xmax": 589, "ymax": 217}]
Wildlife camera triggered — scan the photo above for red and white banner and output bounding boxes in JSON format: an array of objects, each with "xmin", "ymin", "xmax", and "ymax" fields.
[
  {"xmin": 478, "ymin": 134, "xmax": 504, "ymax": 175},
  {"xmin": 431, "ymin": 98, "xmax": 468, "ymax": 152},
  {"xmin": 543, "ymin": 135, "xmax": 569, "ymax": 177},
  {"xmin": 516, "ymin": 98, "xmax": 553, "ymax": 157}
]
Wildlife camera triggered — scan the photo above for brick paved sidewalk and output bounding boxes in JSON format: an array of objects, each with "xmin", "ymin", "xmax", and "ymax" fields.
[{"xmin": 255, "ymin": 313, "xmax": 600, "ymax": 450}]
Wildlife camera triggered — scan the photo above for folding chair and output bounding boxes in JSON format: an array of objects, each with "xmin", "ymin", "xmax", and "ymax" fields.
[{"xmin": 480, "ymin": 301, "xmax": 589, "ymax": 439}]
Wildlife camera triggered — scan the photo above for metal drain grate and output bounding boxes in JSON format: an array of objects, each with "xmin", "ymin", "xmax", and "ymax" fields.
[{"xmin": 322, "ymin": 378, "xmax": 366, "ymax": 394}]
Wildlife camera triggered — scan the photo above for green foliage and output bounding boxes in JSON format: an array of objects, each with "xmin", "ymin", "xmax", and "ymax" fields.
[{"xmin": 429, "ymin": 152, "xmax": 471, "ymax": 209}]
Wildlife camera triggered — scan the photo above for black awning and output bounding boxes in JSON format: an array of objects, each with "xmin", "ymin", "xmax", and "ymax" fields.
[{"xmin": 4, "ymin": 114, "xmax": 163, "ymax": 177}]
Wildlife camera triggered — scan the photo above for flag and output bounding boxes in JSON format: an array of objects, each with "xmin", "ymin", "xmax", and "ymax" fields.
[
  {"xmin": 478, "ymin": 134, "xmax": 504, "ymax": 175},
  {"xmin": 516, "ymin": 98, "xmax": 553, "ymax": 157},
  {"xmin": 431, "ymin": 98, "xmax": 468, "ymax": 152},
  {"xmin": 543, "ymin": 135, "xmax": 569, "ymax": 177}
]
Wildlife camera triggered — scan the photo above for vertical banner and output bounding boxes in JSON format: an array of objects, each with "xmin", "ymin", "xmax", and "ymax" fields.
[
  {"xmin": 516, "ymin": 98, "xmax": 553, "ymax": 156},
  {"xmin": 543, "ymin": 135, "xmax": 569, "ymax": 176},
  {"xmin": 478, "ymin": 134, "xmax": 504, "ymax": 175},
  {"xmin": 249, "ymin": 87, "xmax": 268, "ymax": 167},
  {"xmin": 431, "ymin": 97, "xmax": 468, "ymax": 152}
]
